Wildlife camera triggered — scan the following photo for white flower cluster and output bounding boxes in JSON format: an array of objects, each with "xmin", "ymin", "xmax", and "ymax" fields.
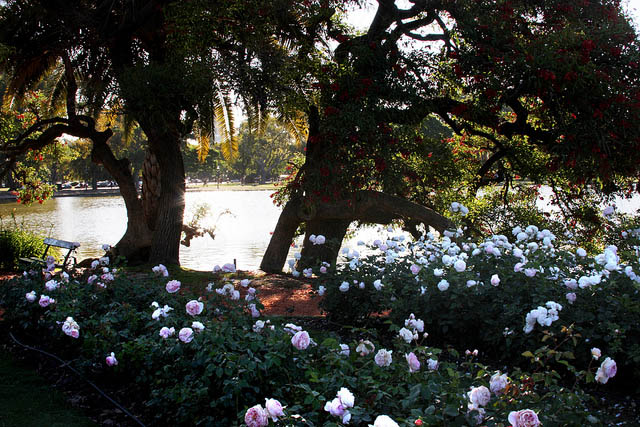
[
  {"xmin": 151, "ymin": 301, "xmax": 174, "ymax": 320},
  {"xmin": 152, "ymin": 263, "xmax": 169, "ymax": 277},
  {"xmin": 524, "ymin": 301, "xmax": 563, "ymax": 333},
  {"xmin": 449, "ymin": 201, "xmax": 469, "ymax": 216},
  {"xmin": 398, "ymin": 313, "xmax": 425, "ymax": 343},
  {"xmin": 215, "ymin": 282, "xmax": 240, "ymax": 300}
]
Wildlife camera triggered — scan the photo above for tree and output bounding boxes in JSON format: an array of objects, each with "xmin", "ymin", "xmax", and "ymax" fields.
[
  {"xmin": 0, "ymin": 0, "xmax": 337, "ymax": 264},
  {"xmin": 227, "ymin": 117, "xmax": 302, "ymax": 184},
  {"xmin": 261, "ymin": 0, "xmax": 640, "ymax": 272}
]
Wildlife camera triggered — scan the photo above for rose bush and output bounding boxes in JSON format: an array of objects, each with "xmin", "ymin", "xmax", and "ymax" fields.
[
  {"xmin": 315, "ymin": 221, "xmax": 640, "ymax": 386},
  {"xmin": 0, "ymin": 254, "xmax": 632, "ymax": 425}
]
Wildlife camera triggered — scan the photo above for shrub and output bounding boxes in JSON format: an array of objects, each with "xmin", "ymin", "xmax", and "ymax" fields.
[
  {"xmin": 0, "ymin": 225, "xmax": 48, "ymax": 270},
  {"xmin": 315, "ymin": 224, "xmax": 640, "ymax": 388},
  {"xmin": 0, "ymin": 259, "xmax": 624, "ymax": 425}
]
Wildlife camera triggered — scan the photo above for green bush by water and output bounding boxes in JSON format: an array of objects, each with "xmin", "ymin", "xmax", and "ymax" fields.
[{"xmin": 0, "ymin": 227, "xmax": 47, "ymax": 270}]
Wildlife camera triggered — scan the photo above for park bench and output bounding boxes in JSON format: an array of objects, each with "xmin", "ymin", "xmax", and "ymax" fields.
[{"xmin": 19, "ymin": 238, "xmax": 80, "ymax": 270}]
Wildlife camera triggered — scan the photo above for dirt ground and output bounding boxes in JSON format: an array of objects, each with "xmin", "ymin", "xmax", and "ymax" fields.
[{"xmin": 0, "ymin": 270, "xmax": 324, "ymax": 319}]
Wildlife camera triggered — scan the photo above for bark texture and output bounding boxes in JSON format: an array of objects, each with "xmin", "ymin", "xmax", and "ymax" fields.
[{"xmin": 260, "ymin": 190, "xmax": 453, "ymax": 272}]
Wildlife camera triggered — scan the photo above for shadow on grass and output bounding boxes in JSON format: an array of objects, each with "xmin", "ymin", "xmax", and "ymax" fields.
[{"xmin": 0, "ymin": 352, "xmax": 96, "ymax": 427}]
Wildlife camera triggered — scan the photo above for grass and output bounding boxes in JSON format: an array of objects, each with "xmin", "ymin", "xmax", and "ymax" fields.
[{"xmin": 0, "ymin": 351, "xmax": 96, "ymax": 427}]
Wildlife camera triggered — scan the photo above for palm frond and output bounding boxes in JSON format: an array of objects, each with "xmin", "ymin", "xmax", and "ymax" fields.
[
  {"xmin": 246, "ymin": 101, "xmax": 267, "ymax": 137},
  {"xmin": 214, "ymin": 89, "xmax": 238, "ymax": 161},
  {"xmin": 277, "ymin": 110, "xmax": 308, "ymax": 146},
  {"xmin": 193, "ymin": 120, "xmax": 211, "ymax": 163},
  {"xmin": 44, "ymin": 64, "xmax": 68, "ymax": 117},
  {"xmin": 2, "ymin": 53, "xmax": 58, "ymax": 109}
]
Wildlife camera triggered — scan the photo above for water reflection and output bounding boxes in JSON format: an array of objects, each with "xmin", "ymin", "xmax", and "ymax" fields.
[
  {"xmin": 0, "ymin": 191, "xmax": 285, "ymax": 271},
  {"xmin": 2, "ymin": 188, "xmax": 638, "ymax": 271}
]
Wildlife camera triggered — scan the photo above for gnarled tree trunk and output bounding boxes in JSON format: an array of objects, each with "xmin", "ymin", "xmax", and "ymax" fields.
[
  {"xmin": 91, "ymin": 128, "xmax": 153, "ymax": 263},
  {"xmin": 260, "ymin": 190, "xmax": 453, "ymax": 272}
]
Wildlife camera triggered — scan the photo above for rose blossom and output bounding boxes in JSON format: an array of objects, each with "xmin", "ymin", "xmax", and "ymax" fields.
[
  {"xmin": 591, "ymin": 347, "xmax": 601, "ymax": 360},
  {"xmin": 566, "ymin": 292, "xmax": 577, "ymax": 304},
  {"xmin": 265, "ymin": 398, "xmax": 284, "ymax": 422},
  {"xmin": 291, "ymin": 330, "xmax": 310, "ymax": 350},
  {"xmin": 165, "ymin": 280, "xmax": 181, "ymax": 293},
  {"xmin": 61, "ymin": 317, "xmax": 80, "ymax": 338},
  {"xmin": 405, "ymin": 352, "xmax": 421, "ymax": 373},
  {"xmin": 324, "ymin": 398, "xmax": 350, "ymax": 423},
  {"xmin": 490, "ymin": 372, "xmax": 508, "ymax": 395},
  {"xmin": 372, "ymin": 415, "xmax": 399, "ymax": 427},
  {"xmin": 337, "ymin": 387, "xmax": 355, "ymax": 408},
  {"xmin": 398, "ymin": 327, "xmax": 414, "ymax": 343},
  {"xmin": 490, "ymin": 274, "xmax": 500, "ymax": 286},
  {"xmin": 374, "ymin": 349, "xmax": 393, "ymax": 367},
  {"xmin": 178, "ymin": 327, "xmax": 194, "ymax": 343},
  {"xmin": 339, "ymin": 344, "xmax": 350, "ymax": 356},
  {"xmin": 25, "ymin": 291, "xmax": 37, "ymax": 302},
  {"xmin": 249, "ymin": 303, "xmax": 260, "ymax": 318},
  {"xmin": 427, "ymin": 358, "xmax": 439, "ymax": 371},
  {"xmin": 45, "ymin": 279, "xmax": 59, "ymax": 292},
  {"xmin": 324, "ymin": 387, "xmax": 354, "ymax": 424},
  {"xmin": 39, "ymin": 294, "xmax": 55, "ymax": 307},
  {"xmin": 356, "ymin": 339, "xmax": 375, "ymax": 356},
  {"xmin": 595, "ymin": 357, "xmax": 617, "ymax": 384},
  {"xmin": 105, "ymin": 352, "xmax": 118, "ymax": 366},
  {"xmin": 185, "ymin": 300, "xmax": 204, "ymax": 316},
  {"xmin": 245, "ymin": 404, "xmax": 268, "ymax": 427},
  {"xmin": 159, "ymin": 326, "xmax": 175, "ymax": 339},
  {"xmin": 508, "ymin": 409, "xmax": 540, "ymax": 427},
  {"xmin": 454, "ymin": 259, "xmax": 466, "ymax": 272},
  {"xmin": 467, "ymin": 386, "xmax": 491, "ymax": 407}
]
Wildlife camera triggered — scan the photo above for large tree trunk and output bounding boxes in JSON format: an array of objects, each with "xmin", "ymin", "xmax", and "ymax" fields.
[
  {"xmin": 145, "ymin": 129, "xmax": 186, "ymax": 266},
  {"xmin": 297, "ymin": 218, "xmax": 351, "ymax": 270},
  {"xmin": 91, "ymin": 129, "xmax": 153, "ymax": 263},
  {"xmin": 260, "ymin": 196, "xmax": 302, "ymax": 272},
  {"xmin": 260, "ymin": 190, "xmax": 453, "ymax": 273}
]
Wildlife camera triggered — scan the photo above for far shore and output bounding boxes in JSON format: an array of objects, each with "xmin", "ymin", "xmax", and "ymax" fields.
[{"xmin": 0, "ymin": 182, "xmax": 279, "ymax": 202}]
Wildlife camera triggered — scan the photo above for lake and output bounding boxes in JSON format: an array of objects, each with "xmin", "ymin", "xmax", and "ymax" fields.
[
  {"xmin": 0, "ymin": 191, "xmax": 290, "ymax": 271},
  {"xmin": 1, "ymin": 188, "xmax": 638, "ymax": 271}
]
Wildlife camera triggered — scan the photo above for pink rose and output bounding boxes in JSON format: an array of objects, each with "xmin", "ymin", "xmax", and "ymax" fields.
[
  {"xmin": 265, "ymin": 398, "xmax": 284, "ymax": 422},
  {"xmin": 165, "ymin": 280, "xmax": 181, "ymax": 293},
  {"xmin": 185, "ymin": 300, "xmax": 204, "ymax": 316},
  {"xmin": 159, "ymin": 327, "xmax": 175, "ymax": 339},
  {"xmin": 467, "ymin": 386, "xmax": 491, "ymax": 407},
  {"xmin": 405, "ymin": 352, "xmax": 421, "ymax": 373},
  {"xmin": 596, "ymin": 357, "xmax": 617, "ymax": 383},
  {"xmin": 490, "ymin": 274, "xmax": 500, "ymax": 286},
  {"xmin": 324, "ymin": 397, "xmax": 346, "ymax": 417},
  {"xmin": 249, "ymin": 304, "xmax": 260, "ymax": 318},
  {"xmin": 601, "ymin": 357, "xmax": 617, "ymax": 377},
  {"xmin": 106, "ymin": 352, "xmax": 118, "ymax": 366},
  {"xmin": 245, "ymin": 404, "xmax": 268, "ymax": 427},
  {"xmin": 178, "ymin": 327, "xmax": 194, "ymax": 343},
  {"xmin": 291, "ymin": 330, "xmax": 310, "ymax": 350},
  {"xmin": 490, "ymin": 372, "xmax": 508, "ymax": 395},
  {"xmin": 39, "ymin": 295, "xmax": 54, "ymax": 307},
  {"xmin": 508, "ymin": 409, "xmax": 540, "ymax": 427}
]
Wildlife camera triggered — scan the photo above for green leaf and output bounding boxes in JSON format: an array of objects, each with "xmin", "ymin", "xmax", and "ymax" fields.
[{"xmin": 443, "ymin": 405, "xmax": 459, "ymax": 417}]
